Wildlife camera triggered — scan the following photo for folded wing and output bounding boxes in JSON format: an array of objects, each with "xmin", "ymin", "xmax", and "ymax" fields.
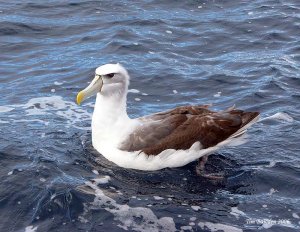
[{"xmin": 119, "ymin": 105, "xmax": 259, "ymax": 155}]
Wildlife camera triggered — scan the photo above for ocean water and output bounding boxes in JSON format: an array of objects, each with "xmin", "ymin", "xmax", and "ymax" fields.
[{"xmin": 0, "ymin": 1, "xmax": 300, "ymax": 231}]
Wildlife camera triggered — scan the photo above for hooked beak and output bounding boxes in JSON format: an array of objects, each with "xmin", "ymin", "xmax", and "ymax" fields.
[{"xmin": 76, "ymin": 75, "xmax": 103, "ymax": 105}]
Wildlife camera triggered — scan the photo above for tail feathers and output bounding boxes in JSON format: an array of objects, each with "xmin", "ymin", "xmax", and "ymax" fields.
[
  {"xmin": 241, "ymin": 112, "xmax": 260, "ymax": 127},
  {"xmin": 231, "ymin": 111, "xmax": 260, "ymax": 138}
]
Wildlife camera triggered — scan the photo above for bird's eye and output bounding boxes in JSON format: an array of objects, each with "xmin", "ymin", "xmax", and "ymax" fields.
[{"xmin": 106, "ymin": 73, "xmax": 115, "ymax": 78}]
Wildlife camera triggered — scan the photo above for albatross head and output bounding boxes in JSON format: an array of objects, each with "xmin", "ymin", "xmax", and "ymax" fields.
[{"xmin": 76, "ymin": 63, "xmax": 129, "ymax": 105}]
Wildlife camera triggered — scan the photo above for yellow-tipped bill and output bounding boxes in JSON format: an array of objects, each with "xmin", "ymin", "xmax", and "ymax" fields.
[
  {"xmin": 76, "ymin": 75, "xmax": 103, "ymax": 105},
  {"xmin": 76, "ymin": 91, "xmax": 85, "ymax": 105}
]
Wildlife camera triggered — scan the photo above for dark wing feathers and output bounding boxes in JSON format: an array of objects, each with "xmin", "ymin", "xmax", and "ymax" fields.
[{"xmin": 119, "ymin": 105, "xmax": 259, "ymax": 155}]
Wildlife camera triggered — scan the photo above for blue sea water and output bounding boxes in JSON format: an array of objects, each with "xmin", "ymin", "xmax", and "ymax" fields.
[{"xmin": 0, "ymin": 1, "xmax": 299, "ymax": 231}]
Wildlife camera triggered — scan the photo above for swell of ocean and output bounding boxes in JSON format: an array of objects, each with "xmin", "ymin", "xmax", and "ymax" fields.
[{"xmin": 0, "ymin": 1, "xmax": 299, "ymax": 232}]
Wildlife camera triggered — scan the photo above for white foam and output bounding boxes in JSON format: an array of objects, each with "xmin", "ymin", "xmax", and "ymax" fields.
[
  {"xmin": 13, "ymin": 119, "xmax": 48, "ymax": 125},
  {"xmin": 282, "ymin": 55, "xmax": 296, "ymax": 65},
  {"xmin": 78, "ymin": 215, "xmax": 88, "ymax": 223},
  {"xmin": 198, "ymin": 222, "xmax": 242, "ymax": 232},
  {"xmin": 81, "ymin": 180, "xmax": 176, "ymax": 232},
  {"xmin": 190, "ymin": 217, "xmax": 197, "ymax": 221},
  {"xmin": 134, "ymin": 98, "xmax": 141, "ymax": 101},
  {"xmin": 23, "ymin": 96, "xmax": 67, "ymax": 116},
  {"xmin": 268, "ymin": 188, "xmax": 278, "ymax": 195},
  {"xmin": 191, "ymin": 205, "xmax": 201, "ymax": 211},
  {"xmin": 181, "ymin": 225, "xmax": 192, "ymax": 230},
  {"xmin": 153, "ymin": 196, "xmax": 164, "ymax": 200},
  {"xmin": 128, "ymin": 89, "xmax": 140, "ymax": 93},
  {"xmin": 25, "ymin": 225, "xmax": 38, "ymax": 232},
  {"xmin": 92, "ymin": 170, "xmax": 99, "ymax": 175},
  {"xmin": 292, "ymin": 213, "xmax": 299, "ymax": 219},
  {"xmin": 172, "ymin": 90, "xmax": 178, "ymax": 94},
  {"xmin": 54, "ymin": 81, "xmax": 63, "ymax": 85},
  {"xmin": 213, "ymin": 92, "xmax": 222, "ymax": 97},
  {"xmin": 0, "ymin": 106, "xmax": 14, "ymax": 113},
  {"xmin": 265, "ymin": 160, "xmax": 276, "ymax": 168},
  {"xmin": 262, "ymin": 223, "xmax": 272, "ymax": 229},
  {"xmin": 259, "ymin": 112, "xmax": 294, "ymax": 123},
  {"xmin": 166, "ymin": 30, "xmax": 173, "ymax": 34},
  {"xmin": 1, "ymin": 95, "xmax": 93, "ymax": 130},
  {"xmin": 230, "ymin": 207, "xmax": 246, "ymax": 219},
  {"xmin": 92, "ymin": 176, "xmax": 110, "ymax": 184}
]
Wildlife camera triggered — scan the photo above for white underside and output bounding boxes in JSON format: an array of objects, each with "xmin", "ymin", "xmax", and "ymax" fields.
[
  {"xmin": 92, "ymin": 111, "xmax": 260, "ymax": 171},
  {"xmin": 93, "ymin": 134, "xmax": 247, "ymax": 171}
]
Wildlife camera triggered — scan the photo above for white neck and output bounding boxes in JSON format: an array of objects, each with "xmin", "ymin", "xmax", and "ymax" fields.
[{"xmin": 91, "ymin": 88, "xmax": 132, "ymax": 148}]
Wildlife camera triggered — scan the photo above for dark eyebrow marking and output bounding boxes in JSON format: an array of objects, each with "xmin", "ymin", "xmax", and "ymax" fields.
[{"xmin": 106, "ymin": 73, "xmax": 115, "ymax": 78}]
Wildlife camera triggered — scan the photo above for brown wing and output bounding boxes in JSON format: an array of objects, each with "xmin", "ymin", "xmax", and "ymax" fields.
[{"xmin": 119, "ymin": 105, "xmax": 259, "ymax": 155}]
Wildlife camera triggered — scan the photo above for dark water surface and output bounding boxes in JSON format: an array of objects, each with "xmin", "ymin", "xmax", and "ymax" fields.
[{"xmin": 1, "ymin": 1, "xmax": 300, "ymax": 231}]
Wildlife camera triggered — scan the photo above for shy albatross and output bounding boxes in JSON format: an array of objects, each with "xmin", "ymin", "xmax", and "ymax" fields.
[{"xmin": 76, "ymin": 63, "xmax": 259, "ymax": 177}]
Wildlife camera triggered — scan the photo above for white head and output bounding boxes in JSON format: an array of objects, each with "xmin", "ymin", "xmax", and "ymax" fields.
[{"xmin": 77, "ymin": 63, "xmax": 129, "ymax": 105}]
